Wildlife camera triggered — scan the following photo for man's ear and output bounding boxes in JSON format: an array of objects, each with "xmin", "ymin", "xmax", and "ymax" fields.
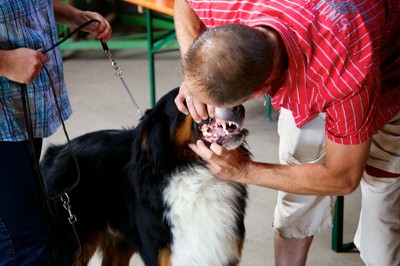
[{"xmin": 251, "ymin": 84, "xmax": 271, "ymax": 98}]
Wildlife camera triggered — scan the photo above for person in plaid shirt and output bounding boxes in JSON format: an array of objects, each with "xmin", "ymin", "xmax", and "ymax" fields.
[
  {"xmin": 174, "ymin": 0, "xmax": 400, "ymax": 264},
  {"xmin": 0, "ymin": 0, "xmax": 111, "ymax": 264}
]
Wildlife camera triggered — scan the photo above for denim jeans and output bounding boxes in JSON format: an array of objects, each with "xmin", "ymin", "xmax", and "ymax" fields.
[{"xmin": 0, "ymin": 139, "xmax": 50, "ymax": 265}]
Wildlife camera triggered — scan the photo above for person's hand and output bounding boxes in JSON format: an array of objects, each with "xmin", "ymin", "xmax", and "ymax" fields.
[
  {"xmin": 0, "ymin": 48, "xmax": 48, "ymax": 84},
  {"xmin": 74, "ymin": 11, "xmax": 112, "ymax": 42},
  {"xmin": 188, "ymin": 140, "xmax": 250, "ymax": 183},
  {"xmin": 175, "ymin": 81, "xmax": 215, "ymax": 123}
]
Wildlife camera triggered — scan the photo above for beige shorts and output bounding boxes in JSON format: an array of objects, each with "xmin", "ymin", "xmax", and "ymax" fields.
[
  {"xmin": 367, "ymin": 111, "xmax": 400, "ymax": 174},
  {"xmin": 354, "ymin": 112, "xmax": 400, "ymax": 266},
  {"xmin": 273, "ymin": 108, "xmax": 400, "ymax": 250},
  {"xmin": 354, "ymin": 172, "xmax": 400, "ymax": 266},
  {"xmin": 274, "ymin": 108, "xmax": 335, "ymax": 238}
]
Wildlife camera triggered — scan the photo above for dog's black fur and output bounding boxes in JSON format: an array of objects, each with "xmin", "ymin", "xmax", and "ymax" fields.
[{"xmin": 41, "ymin": 88, "xmax": 249, "ymax": 266}]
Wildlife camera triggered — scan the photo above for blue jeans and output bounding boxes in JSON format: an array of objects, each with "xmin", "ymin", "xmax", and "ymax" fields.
[{"xmin": 0, "ymin": 140, "xmax": 50, "ymax": 265}]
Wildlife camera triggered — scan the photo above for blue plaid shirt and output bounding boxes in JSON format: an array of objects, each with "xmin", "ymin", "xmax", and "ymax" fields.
[{"xmin": 0, "ymin": 0, "xmax": 72, "ymax": 141}]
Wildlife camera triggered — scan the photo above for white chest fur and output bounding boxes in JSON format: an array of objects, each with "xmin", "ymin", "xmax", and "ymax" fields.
[{"xmin": 163, "ymin": 166, "xmax": 244, "ymax": 266}]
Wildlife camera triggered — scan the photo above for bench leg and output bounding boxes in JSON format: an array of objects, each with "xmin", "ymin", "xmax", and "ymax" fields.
[
  {"xmin": 331, "ymin": 196, "xmax": 356, "ymax": 252},
  {"xmin": 146, "ymin": 9, "xmax": 156, "ymax": 107},
  {"xmin": 265, "ymin": 95, "xmax": 272, "ymax": 121}
]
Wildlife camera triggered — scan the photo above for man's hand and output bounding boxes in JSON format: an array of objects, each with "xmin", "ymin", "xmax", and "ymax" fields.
[
  {"xmin": 188, "ymin": 140, "xmax": 250, "ymax": 183},
  {"xmin": 175, "ymin": 81, "xmax": 215, "ymax": 123},
  {"xmin": 74, "ymin": 11, "xmax": 112, "ymax": 42},
  {"xmin": 0, "ymin": 48, "xmax": 48, "ymax": 84},
  {"xmin": 53, "ymin": 0, "xmax": 112, "ymax": 43}
]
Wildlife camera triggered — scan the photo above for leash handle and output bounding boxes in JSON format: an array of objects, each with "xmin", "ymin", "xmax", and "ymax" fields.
[
  {"xmin": 43, "ymin": 19, "xmax": 100, "ymax": 54},
  {"xmin": 101, "ymin": 41, "xmax": 109, "ymax": 52}
]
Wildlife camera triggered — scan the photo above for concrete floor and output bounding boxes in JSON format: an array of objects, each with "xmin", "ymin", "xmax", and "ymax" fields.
[{"xmin": 43, "ymin": 48, "xmax": 364, "ymax": 265}]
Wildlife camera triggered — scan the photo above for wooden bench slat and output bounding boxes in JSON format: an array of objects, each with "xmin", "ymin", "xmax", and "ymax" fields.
[{"xmin": 123, "ymin": 0, "xmax": 174, "ymax": 16}]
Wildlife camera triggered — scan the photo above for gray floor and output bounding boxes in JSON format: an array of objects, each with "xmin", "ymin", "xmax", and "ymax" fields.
[{"xmin": 43, "ymin": 48, "xmax": 364, "ymax": 265}]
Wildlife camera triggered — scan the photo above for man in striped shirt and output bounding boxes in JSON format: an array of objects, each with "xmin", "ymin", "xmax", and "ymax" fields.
[
  {"xmin": 174, "ymin": 0, "xmax": 399, "ymax": 265},
  {"xmin": 0, "ymin": 0, "xmax": 111, "ymax": 264}
]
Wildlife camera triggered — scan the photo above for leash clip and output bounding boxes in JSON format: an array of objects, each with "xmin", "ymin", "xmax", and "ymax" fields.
[
  {"xmin": 61, "ymin": 193, "xmax": 77, "ymax": 224},
  {"xmin": 104, "ymin": 50, "xmax": 122, "ymax": 78}
]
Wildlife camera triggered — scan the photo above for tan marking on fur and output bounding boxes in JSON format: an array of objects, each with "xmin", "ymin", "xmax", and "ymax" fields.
[
  {"xmin": 99, "ymin": 227, "xmax": 135, "ymax": 266},
  {"xmin": 175, "ymin": 115, "xmax": 196, "ymax": 148},
  {"xmin": 158, "ymin": 248, "xmax": 172, "ymax": 266},
  {"xmin": 74, "ymin": 231, "xmax": 104, "ymax": 266},
  {"xmin": 237, "ymin": 237, "xmax": 245, "ymax": 257},
  {"xmin": 227, "ymin": 237, "xmax": 245, "ymax": 266},
  {"xmin": 141, "ymin": 127, "xmax": 149, "ymax": 151},
  {"xmin": 74, "ymin": 229, "xmax": 135, "ymax": 266}
]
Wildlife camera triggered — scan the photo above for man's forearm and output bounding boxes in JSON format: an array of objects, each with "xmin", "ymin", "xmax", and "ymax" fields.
[
  {"xmin": 244, "ymin": 161, "xmax": 361, "ymax": 195},
  {"xmin": 236, "ymin": 135, "xmax": 371, "ymax": 195},
  {"xmin": 53, "ymin": 0, "xmax": 81, "ymax": 25},
  {"xmin": 174, "ymin": 0, "xmax": 206, "ymax": 57}
]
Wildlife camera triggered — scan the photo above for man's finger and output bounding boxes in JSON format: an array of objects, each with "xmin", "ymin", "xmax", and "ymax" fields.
[
  {"xmin": 175, "ymin": 94, "xmax": 189, "ymax": 115},
  {"xmin": 194, "ymin": 99, "xmax": 209, "ymax": 120},
  {"xmin": 187, "ymin": 96, "xmax": 203, "ymax": 123},
  {"xmin": 209, "ymin": 142, "xmax": 224, "ymax": 156},
  {"xmin": 189, "ymin": 140, "xmax": 213, "ymax": 161},
  {"xmin": 207, "ymin": 104, "xmax": 215, "ymax": 118},
  {"xmin": 36, "ymin": 50, "xmax": 48, "ymax": 64}
]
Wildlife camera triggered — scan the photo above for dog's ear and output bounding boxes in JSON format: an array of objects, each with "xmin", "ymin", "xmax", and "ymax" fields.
[
  {"xmin": 132, "ymin": 112, "xmax": 174, "ymax": 170},
  {"xmin": 129, "ymin": 113, "xmax": 176, "ymax": 200}
]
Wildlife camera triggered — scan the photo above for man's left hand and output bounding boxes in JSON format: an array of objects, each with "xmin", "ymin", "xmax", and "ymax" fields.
[{"xmin": 188, "ymin": 140, "xmax": 250, "ymax": 183}]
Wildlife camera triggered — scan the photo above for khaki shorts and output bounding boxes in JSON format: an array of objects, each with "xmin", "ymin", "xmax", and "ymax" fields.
[
  {"xmin": 273, "ymin": 107, "xmax": 400, "ymax": 257},
  {"xmin": 354, "ymin": 172, "xmax": 400, "ymax": 266},
  {"xmin": 368, "ymin": 111, "xmax": 400, "ymax": 174},
  {"xmin": 274, "ymin": 108, "xmax": 335, "ymax": 238},
  {"xmin": 355, "ymin": 112, "xmax": 400, "ymax": 266}
]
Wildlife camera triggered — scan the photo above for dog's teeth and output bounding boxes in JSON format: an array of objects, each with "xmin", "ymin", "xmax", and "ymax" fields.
[
  {"xmin": 221, "ymin": 121, "xmax": 227, "ymax": 131},
  {"xmin": 228, "ymin": 121, "xmax": 238, "ymax": 129}
]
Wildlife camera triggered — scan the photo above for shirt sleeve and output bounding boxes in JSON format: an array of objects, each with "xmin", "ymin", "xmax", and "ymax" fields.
[{"xmin": 325, "ymin": 67, "xmax": 380, "ymax": 145}]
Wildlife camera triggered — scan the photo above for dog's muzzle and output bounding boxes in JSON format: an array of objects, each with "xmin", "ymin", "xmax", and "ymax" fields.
[{"xmin": 197, "ymin": 105, "xmax": 246, "ymax": 150}]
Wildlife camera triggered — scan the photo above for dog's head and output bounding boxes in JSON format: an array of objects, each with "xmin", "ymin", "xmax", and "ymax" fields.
[{"xmin": 133, "ymin": 88, "xmax": 248, "ymax": 167}]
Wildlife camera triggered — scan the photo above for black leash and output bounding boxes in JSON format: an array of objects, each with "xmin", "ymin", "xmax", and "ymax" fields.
[
  {"xmin": 20, "ymin": 19, "xmax": 114, "ymax": 260},
  {"xmin": 47, "ymin": 19, "xmax": 144, "ymax": 116},
  {"xmin": 21, "ymin": 82, "xmax": 83, "ymax": 259},
  {"xmin": 23, "ymin": 19, "xmax": 103, "ymax": 199},
  {"xmin": 42, "ymin": 19, "xmax": 99, "ymax": 54}
]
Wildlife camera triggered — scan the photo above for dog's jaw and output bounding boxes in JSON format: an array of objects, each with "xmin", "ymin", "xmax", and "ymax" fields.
[{"xmin": 196, "ymin": 105, "xmax": 246, "ymax": 150}]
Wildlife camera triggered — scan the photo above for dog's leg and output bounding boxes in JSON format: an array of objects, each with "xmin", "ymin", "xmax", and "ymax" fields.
[
  {"xmin": 228, "ymin": 237, "xmax": 245, "ymax": 266},
  {"xmin": 74, "ymin": 232, "xmax": 104, "ymax": 266},
  {"xmin": 95, "ymin": 228, "xmax": 136, "ymax": 266},
  {"xmin": 100, "ymin": 239, "xmax": 135, "ymax": 266},
  {"xmin": 158, "ymin": 248, "xmax": 172, "ymax": 266}
]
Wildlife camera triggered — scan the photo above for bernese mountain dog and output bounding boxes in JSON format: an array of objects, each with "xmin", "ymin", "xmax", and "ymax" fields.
[{"xmin": 40, "ymin": 88, "xmax": 250, "ymax": 266}]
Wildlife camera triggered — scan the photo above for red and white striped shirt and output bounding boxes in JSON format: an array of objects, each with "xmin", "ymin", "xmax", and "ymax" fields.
[{"xmin": 188, "ymin": 0, "xmax": 400, "ymax": 145}]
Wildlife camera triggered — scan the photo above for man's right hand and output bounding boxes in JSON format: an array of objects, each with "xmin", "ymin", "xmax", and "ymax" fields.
[
  {"xmin": 174, "ymin": 81, "xmax": 215, "ymax": 123},
  {"xmin": 0, "ymin": 48, "xmax": 48, "ymax": 84}
]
